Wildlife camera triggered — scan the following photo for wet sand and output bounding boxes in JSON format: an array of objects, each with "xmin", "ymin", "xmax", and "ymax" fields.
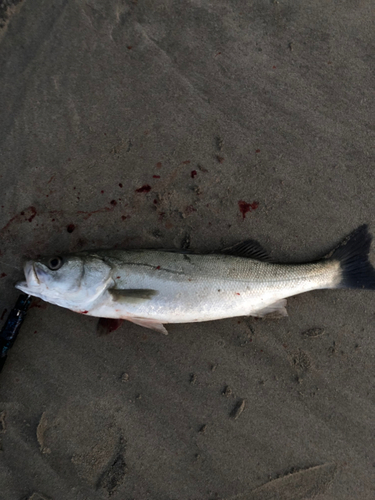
[{"xmin": 0, "ymin": 1, "xmax": 374, "ymax": 499}]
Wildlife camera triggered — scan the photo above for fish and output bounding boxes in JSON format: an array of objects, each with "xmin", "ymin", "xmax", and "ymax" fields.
[{"xmin": 15, "ymin": 225, "xmax": 375, "ymax": 335}]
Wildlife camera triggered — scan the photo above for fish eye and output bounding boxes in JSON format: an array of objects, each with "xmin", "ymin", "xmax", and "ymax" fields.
[{"xmin": 47, "ymin": 257, "xmax": 63, "ymax": 271}]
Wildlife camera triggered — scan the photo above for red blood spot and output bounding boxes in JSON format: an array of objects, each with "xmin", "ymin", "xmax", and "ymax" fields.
[
  {"xmin": 110, "ymin": 200, "xmax": 117, "ymax": 206},
  {"xmin": 182, "ymin": 160, "xmax": 190, "ymax": 164},
  {"xmin": 27, "ymin": 207, "xmax": 37, "ymax": 222},
  {"xmin": 0, "ymin": 273, "xmax": 6, "ymax": 278},
  {"xmin": 29, "ymin": 299, "xmax": 48, "ymax": 310},
  {"xmin": 249, "ymin": 338, "xmax": 253, "ymax": 342},
  {"xmin": 153, "ymin": 199, "xmax": 158, "ymax": 204},
  {"xmin": 191, "ymin": 170, "xmax": 197, "ymax": 178},
  {"xmin": 67, "ymin": 224, "xmax": 75, "ymax": 233},
  {"xmin": 127, "ymin": 45, "xmax": 133, "ymax": 50},
  {"xmin": 34, "ymin": 330, "xmax": 37, "ymax": 334},
  {"xmin": 272, "ymin": 66, "xmax": 276, "ymax": 69},
  {"xmin": 1, "ymin": 308, "xmax": 7, "ymax": 320},
  {"xmin": 156, "ymin": 266, "xmax": 161, "ymax": 270},
  {"xmin": 260, "ymin": 349, "xmax": 263, "ymax": 353},
  {"xmin": 119, "ymin": 183, "xmax": 123, "ymax": 188},
  {"xmin": 20, "ymin": 211, "xmax": 24, "ymax": 215},
  {"xmin": 238, "ymin": 200, "xmax": 259, "ymax": 219},
  {"xmin": 156, "ymin": 162, "xmax": 162, "ymax": 168},
  {"xmin": 51, "ymin": 219, "xmax": 55, "ymax": 222},
  {"xmin": 236, "ymin": 292, "xmax": 240, "ymax": 296},
  {"xmin": 97, "ymin": 318, "xmax": 124, "ymax": 334},
  {"xmin": 216, "ymin": 156, "xmax": 224, "ymax": 163},
  {"xmin": 81, "ymin": 310, "xmax": 89, "ymax": 314},
  {"xmin": 117, "ymin": 276, "xmax": 120, "ymax": 279},
  {"xmin": 136, "ymin": 184, "xmax": 151, "ymax": 193},
  {"xmin": 255, "ymin": 149, "xmax": 261, "ymax": 153},
  {"xmin": 101, "ymin": 190, "xmax": 104, "ymax": 194},
  {"xmin": 153, "ymin": 175, "xmax": 160, "ymax": 179},
  {"xmin": 121, "ymin": 215, "xmax": 127, "ymax": 220}
]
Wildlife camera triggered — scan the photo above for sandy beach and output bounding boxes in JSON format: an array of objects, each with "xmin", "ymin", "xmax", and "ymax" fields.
[{"xmin": 0, "ymin": 1, "xmax": 374, "ymax": 499}]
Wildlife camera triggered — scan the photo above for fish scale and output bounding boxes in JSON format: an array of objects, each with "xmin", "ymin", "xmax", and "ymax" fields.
[{"xmin": 16, "ymin": 225, "xmax": 375, "ymax": 334}]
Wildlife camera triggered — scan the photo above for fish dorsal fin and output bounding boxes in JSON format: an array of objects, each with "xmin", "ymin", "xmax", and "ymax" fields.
[{"xmin": 221, "ymin": 240, "xmax": 272, "ymax": 262}]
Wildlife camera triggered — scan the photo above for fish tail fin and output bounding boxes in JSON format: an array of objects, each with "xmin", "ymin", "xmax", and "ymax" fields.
[{"xmin": 327, "ymin": 224, "xmax": 375, "ymax": 289}]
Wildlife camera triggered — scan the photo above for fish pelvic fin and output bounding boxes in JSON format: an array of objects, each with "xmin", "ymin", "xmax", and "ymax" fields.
[
  {"xmin": 250, "ymin": 299, "xmax": 288, "ymax": 318},
  {"xmin": 126, "ymin": 317, "xmax": 169, "ymax": 335},
  {"xmin": 327, "ymin": 224, "xmax": 375, "ymax": 290}
]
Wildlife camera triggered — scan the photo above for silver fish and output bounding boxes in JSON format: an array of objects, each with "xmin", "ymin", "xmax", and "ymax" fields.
[{"xmin": 16, "ymin": 225, "xmax": 375, "ymax": 334}]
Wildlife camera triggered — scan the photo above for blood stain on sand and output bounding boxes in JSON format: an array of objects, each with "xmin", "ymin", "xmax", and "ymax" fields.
[
  {"xmin": 30, "ymin": 299, "xmax": 48, "ymax": 310},
  {"xmin": 1, "ymin": 206, "xmax": 38, "ymax": 234},
  {"xmin": 136, "ymin": 184, "xmax": 152, "ymax": 193},
  {"xmin": 67, "ymin": 224, "xmax": 75, "ymax": 233},
  {"xmin": 238, "ymin": 200, "xmax": 259, "ymax": 219},
  {"xmin": 191, "ymin": 170, "xmax": 197, "ymax": 179},
  {"xmin": 97, "ymin": 318, "xmax": 124, "ymax": 335},
  {"xmin": 27, "ymin": 207, "xmax": 37, "ymax": 222}
]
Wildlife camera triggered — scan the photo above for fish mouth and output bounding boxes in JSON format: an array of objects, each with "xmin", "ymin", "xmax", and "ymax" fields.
[{"xmin": 15, "ymin": 261, "xmax": 40, "ymax": 293}]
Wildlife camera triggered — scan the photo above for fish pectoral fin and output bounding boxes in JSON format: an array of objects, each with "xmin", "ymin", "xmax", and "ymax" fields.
[
  {"xmin": 250, "ymin": 299, "xmax": 288, "ymax": 318},
  {"xmin": 109, "ymin": 288, "xmax": 158, "ymax": 304},
  {"xmin": 127, "ymin": 317, "xmax": 168, "ymax": 335}
]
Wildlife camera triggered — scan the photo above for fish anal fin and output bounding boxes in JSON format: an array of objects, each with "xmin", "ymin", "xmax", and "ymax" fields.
[
  {"xmin": 221, "ymin": 239, "xmax": 272, "ymax": 262},
  {"xmin": 251, "ymin": 299, "xmax": 288, "ymax": 318},
  {"xmin": 127, "ymin": 317, "xmax": 168, "ymax": 335},
  {"xmin": 109, "ymin": 289, "xmax": 158, "ymax": 304}
]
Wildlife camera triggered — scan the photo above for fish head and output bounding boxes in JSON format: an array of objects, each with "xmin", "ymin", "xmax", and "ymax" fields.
[{"xmin": 16, "ymin": 253, "xmax": 112, "ymax": 309}]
